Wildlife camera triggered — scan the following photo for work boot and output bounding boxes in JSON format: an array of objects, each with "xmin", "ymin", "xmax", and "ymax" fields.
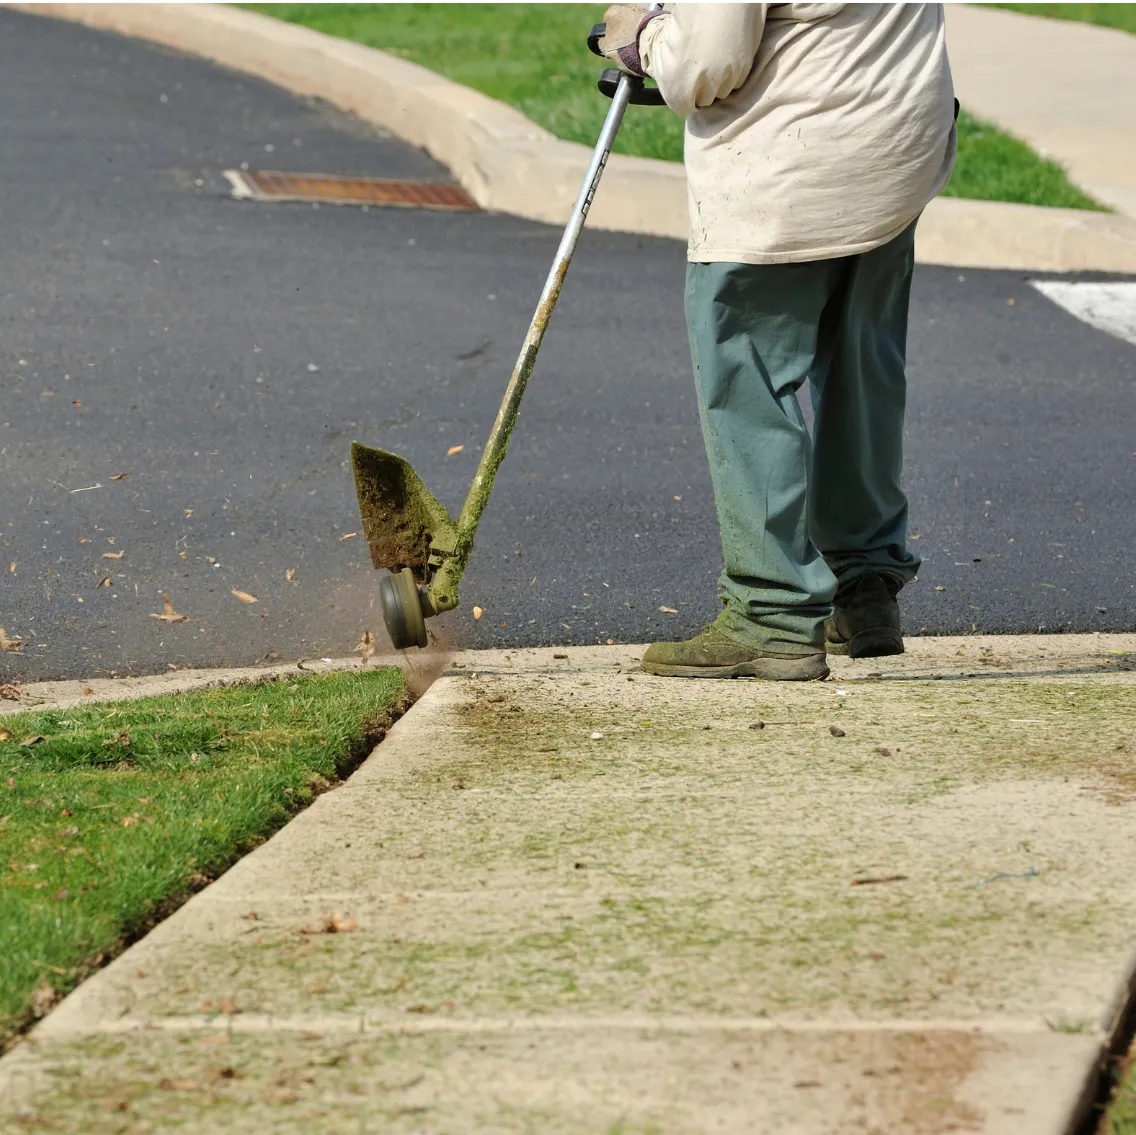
[
  {"xmin": 825, "ymin": 572, "xmax": 904, "ymax": 658},
  {"xmin": 641, "ymin": 615, "xmax": 829, "ymax": 680}
]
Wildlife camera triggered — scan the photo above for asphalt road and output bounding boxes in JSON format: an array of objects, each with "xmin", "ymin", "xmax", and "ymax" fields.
[{"xmin": 2, "ymin": 10, "xmax": 1134, "ymax": 683}]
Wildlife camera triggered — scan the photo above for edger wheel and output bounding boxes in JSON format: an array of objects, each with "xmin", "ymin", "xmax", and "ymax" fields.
[{"xmin": 379, "ymin": 568, "xmax": 428, "ymax": 650}]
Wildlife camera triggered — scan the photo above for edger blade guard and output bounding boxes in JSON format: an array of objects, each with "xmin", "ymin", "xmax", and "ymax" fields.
[{"xmin": 350, "ymin": 442, "xmax": 456, "ymax": 576}]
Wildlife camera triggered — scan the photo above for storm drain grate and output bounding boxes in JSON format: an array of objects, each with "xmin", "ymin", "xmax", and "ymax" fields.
[{"xmin": 223, "ymin": 169, "xmax": 480, "ymax": 212}]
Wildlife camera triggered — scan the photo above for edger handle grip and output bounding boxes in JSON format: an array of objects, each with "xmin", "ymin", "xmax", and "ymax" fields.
[
  {"xmin": 598, "ymin": 67, "xmax": 667, "ymax": 106},
  {"xmin": 588, "ymin": 22, "xmax": 607, "ymax": 57}
]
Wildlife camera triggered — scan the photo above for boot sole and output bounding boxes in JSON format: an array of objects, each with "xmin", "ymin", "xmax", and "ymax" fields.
[
  {"xmin": 640, "ymin": 654, "xmax": 830, "ymax": 681},
  {"xmin": 827, "ymin": 628, "xmax": 905, "ymax": 659}
]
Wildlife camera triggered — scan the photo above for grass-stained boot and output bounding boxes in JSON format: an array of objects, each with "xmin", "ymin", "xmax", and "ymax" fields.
[
  {"xmin": 641, "ymin": 616, "xmax": 829, "ymax": 680},
  {"xmin": 825, "ymin": 571, "xmax": 904, "ymax": 658}
]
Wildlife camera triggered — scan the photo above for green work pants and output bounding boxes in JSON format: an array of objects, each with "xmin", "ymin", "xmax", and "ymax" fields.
[{"xmin": 685, "ymin": 219, "xmax": 920, "ymax": 653}]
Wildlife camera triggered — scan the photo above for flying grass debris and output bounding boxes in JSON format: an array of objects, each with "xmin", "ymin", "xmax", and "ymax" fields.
[
  {"xmin": 102, "ymin": 551, "xmax": 125, "ymax": 560},
  {"xmin": 356, "ymin": 630, "xmax": 375, "ymax": 667},
  {"xmin": 0, "ymin": 628, "xmax": 23, "ymax": 652}
]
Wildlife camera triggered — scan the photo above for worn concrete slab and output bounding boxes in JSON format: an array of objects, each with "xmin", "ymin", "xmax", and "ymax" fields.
[{"xmin": 2, "ymin": 636, "xmax": 1135, "ymax": 1133}]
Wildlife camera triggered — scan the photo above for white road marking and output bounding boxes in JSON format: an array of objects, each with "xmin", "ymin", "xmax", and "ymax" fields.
[{"xmin": 1030, "ymin": 280, "xmax": 1136, "ymax": 346}]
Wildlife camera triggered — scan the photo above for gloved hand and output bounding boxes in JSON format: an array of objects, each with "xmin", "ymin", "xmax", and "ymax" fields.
[{"xmin": 592, "ymin": 4, "xmax": 664, "ymax": 77}]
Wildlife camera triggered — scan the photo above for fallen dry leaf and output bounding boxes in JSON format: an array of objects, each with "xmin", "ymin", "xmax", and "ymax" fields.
[
  {"xmin": 102, "ymin": 550, "xmax": 125, "ymax": 560},
  {"xmin": 218, "ymin": 997, "xmax": 240, "ymax": 1016},
  {"xmin": 184, "ymin": 508, "xmax": 194, "ymax": 518},
  {"xmin": 285, "ymin": 568, "xmax": 296, "ymax": 582},
  {"xmin": 150, "ymin": 594, "xmax": 188, "ymax": 623},
  {"xmin": 121, "ymin": 814, "xmax": 140, "ymax": 827},
  {"xmin": 658, "ymin": 605, "xmax": 678, "ymax": 615},
  {"xmin": 97, "ymin": 577, "xmax": 112, "ymax": 588},
  {"xmin": 0, "ymin": 683, "xmax": 20, "ymax": 702},
  {"xmin": 20, "ymin": 735, "xmax": 47, "ymax": 747},
  {"xmin": 231, "ymin": 589, "xmax": 258, "ymax": 605},
  {"xmin": 472, "ymin": 606, "xmax": 484, "ymax": 621},
  {"xmin": 356, "ymin": 630, "xmax": 375, "ymax": 667},
  {"xmin": 446, "ymin": 444, "xmax": 464, "ymax": 456},
  {"xmin": 7, "ymin": 561, "xmax": 14, "ymax": 575},
  {"xmin": 302, "ymin": 911, "xmax": 359, "ymax": 935},
  {"xmin": 0, "ymin": 728, "xmax": 11, "ymax": 743},
  {"xmin": 205, "ymin": 555, "xmax": 217, "ymax": 565},
  {"xmin": 77, "ymin": 536, "xmax": 91, "ymax": 544},
  {"xmin": 81, "ymin": 686, "xmax": 94, "ymax": 696},
  {"xmin": 339, "ymin": 531, "xmax": 357, "ymax": 542},
  {"xmin": 103, "ymin": 733, "xmax": 130, "ymax": 747},
  {"xmin": 0, "ymin": 627, "xmax": 23, "ymax": 652},
  {"xmin": 109, "ymin": 472, "xmax": 131, "ymax": 481}
]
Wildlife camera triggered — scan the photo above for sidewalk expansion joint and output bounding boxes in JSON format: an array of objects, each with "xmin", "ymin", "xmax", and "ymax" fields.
[{"xmin": 39, "ymin": 1013, "xmax": 1088, "ymax": 1040}]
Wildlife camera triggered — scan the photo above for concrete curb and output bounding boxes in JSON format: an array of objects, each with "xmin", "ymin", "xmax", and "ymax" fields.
[
  {"xmin": 3, "ymin": 632, "xmax": 1133, "ymax": 718},
  {"xmin": 0, "ymin": 653, "xmax": 425, "ymax": 717},
  {"xmin": 14, "ymin": 2, "xmax": 1136, "ymax": 274}
]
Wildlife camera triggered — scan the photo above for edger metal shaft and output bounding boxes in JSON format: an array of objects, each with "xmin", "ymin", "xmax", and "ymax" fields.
[{"xmin": 452, "ymin": 82, "xmax": 636, "ymax": 562}]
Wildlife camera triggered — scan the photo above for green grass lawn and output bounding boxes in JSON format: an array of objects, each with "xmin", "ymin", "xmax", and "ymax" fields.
[
  {"xmin": 992, "ymin": 3, "xmax": 1136, "ymax": 35},
  {"xmin": 0, "ymin": 668, "xmax": 405, "ymax": 1047},
  {"xmin": 250, "ymin": 3, "xmax": 1103, "ymax": 211}
]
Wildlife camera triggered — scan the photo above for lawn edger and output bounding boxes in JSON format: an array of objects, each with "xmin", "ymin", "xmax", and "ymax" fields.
[{"xmin": 351, "ymin": 12, "xmax": 666, "ymax": 649}]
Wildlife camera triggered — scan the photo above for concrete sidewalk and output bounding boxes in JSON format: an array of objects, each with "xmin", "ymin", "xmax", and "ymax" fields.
[
  {"xmin": 947, "ymin": 5, "xmax": 1136, "ymax": 216},
  {"xmin": 2, "ymin": 634, "xmax": 1135, "ymax": 1132}
]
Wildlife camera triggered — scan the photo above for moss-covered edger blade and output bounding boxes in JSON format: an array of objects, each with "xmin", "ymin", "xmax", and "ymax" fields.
[{"xmin": 351, "ymin": 37, "xmax": 664, "ymax": 649}]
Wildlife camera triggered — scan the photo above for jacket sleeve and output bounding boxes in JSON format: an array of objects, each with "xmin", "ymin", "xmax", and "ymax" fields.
[{"xmin": 638, "ymin": 4, "xmax": 768, "ymax": 116}]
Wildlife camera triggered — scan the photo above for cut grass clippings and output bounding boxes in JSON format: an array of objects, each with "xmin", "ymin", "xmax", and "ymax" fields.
[
  {"xmin": 250, "ymin": 3, "xmax": 1105, "ymax": 211},
  {"xmin": 0, "ymin": 668, "xmax": 405, "ymax": 1047}
]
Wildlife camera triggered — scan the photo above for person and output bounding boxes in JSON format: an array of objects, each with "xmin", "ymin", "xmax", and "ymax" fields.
[{"xmin": 593, "ymin": 3, "xmax": 957, "ymax": 681}]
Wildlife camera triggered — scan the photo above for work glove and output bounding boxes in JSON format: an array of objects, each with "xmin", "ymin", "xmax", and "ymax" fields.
[{"xmin": 592, "ymin": 4, "xmax": 665, "ymax": 77}]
